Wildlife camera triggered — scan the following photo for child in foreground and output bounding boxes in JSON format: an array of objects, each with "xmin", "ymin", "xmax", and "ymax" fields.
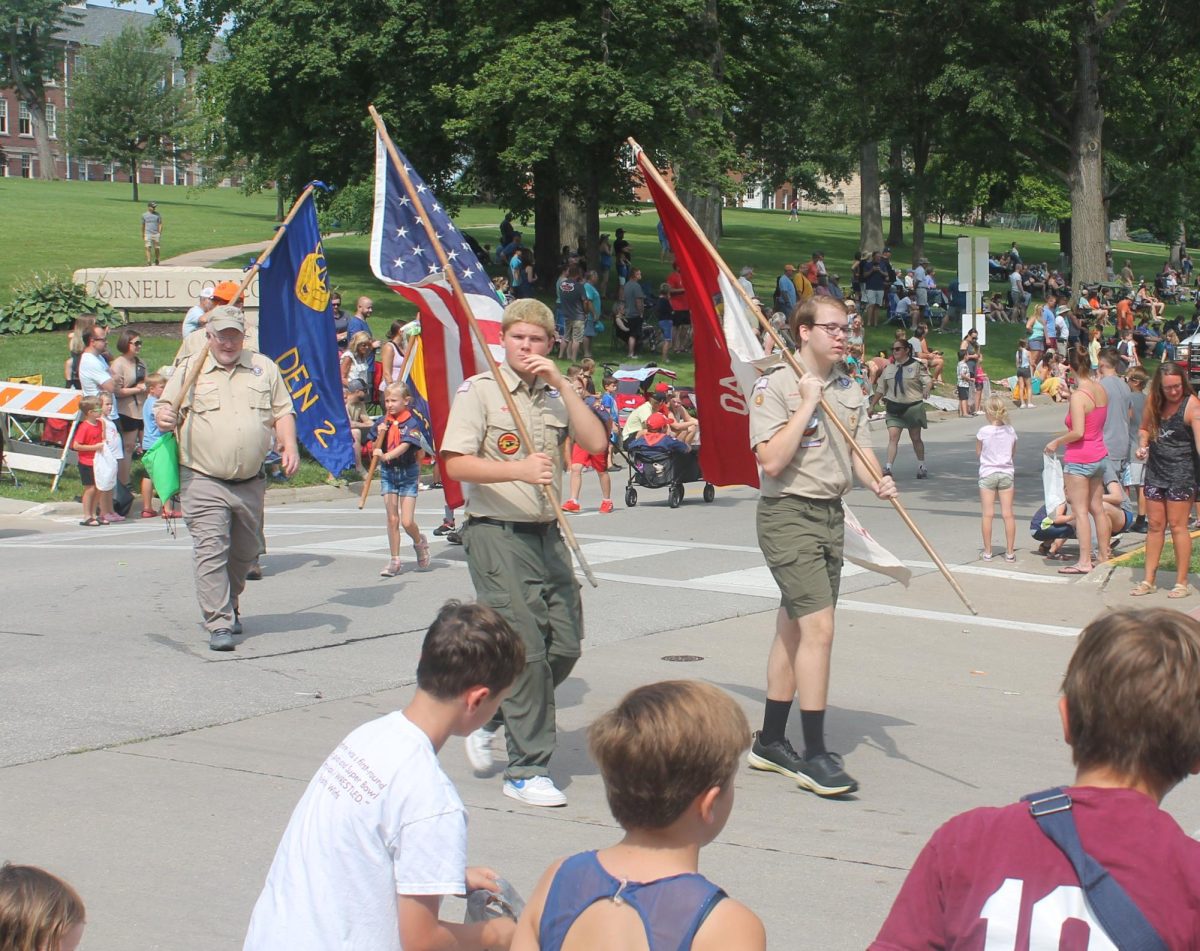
[
  {"xmin": 512, "ymin": 680, "xmax": 765, "ymax": 951},
  {"xmin": 0, "ymin": 862, "xmax": 86, "ymax": 951},
  {"xmin": 872, "ymin": 608, "xmax": 1200, "ymax": 948},
  {"xmin": 244, "ymin": 601, "xmax": 525, "ymax": 951}
]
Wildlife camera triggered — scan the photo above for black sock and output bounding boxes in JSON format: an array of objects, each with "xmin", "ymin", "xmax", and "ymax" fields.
[
  {"xmin": 760, "ymin": 699, "xmax": 792, "ymax": 745},
  {"xmin": 800, "ymin": 709, "xmax": 826, "ymax": 758}
]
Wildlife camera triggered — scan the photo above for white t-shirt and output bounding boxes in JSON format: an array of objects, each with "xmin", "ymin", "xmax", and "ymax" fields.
[
  {"xmin": 977, "ymin": 423, "xmax": 1017, "ymax": 477},
  {"xmin": 244, "ymin": 712, "xmax": 468, "ymax": 951},
  {"xmin": 78, "ymin": 351, "xmax": 117, "ymax": 419}
]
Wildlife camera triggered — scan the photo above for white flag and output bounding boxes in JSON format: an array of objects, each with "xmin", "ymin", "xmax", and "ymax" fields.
[{"xmin": 843, "ymin": 503, "xmax": 912, "ymax": 586}]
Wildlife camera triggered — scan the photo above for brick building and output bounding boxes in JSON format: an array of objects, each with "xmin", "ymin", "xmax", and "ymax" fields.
[{"xmin": 0, "ymin": 3, "xmax": 205, "ymax": 184}]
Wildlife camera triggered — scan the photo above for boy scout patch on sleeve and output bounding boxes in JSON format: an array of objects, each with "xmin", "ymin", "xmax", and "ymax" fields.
[
  {"xmin": 497, "ymin": 432, "xmax": 520, "ymax": 455},
  {"xmin": 457, "ymin": 380, "xmax": 473, "ymax": 393},
  {"xmin": 754, "ymin": 394, "xmax": 764, "ymax": 406},
  {"xmin": 753, "ymin": 377, "xmax": 770, "ymax": 392}
]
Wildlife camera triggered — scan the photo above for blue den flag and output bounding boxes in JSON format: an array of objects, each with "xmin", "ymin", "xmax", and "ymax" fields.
[{"xmin": 257, "ymin": 188, "xmax": 356, "ymax": 476}]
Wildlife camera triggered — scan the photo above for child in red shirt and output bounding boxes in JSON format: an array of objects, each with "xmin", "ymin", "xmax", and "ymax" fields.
[{"xmin": 71, "ymin": 396, "xmax": 104, "ymax": 526}]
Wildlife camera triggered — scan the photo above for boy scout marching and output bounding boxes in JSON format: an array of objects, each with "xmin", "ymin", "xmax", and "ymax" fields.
[
  {"xmin": 441, "ymin": 298, "xmax": 607, "ymax": 807},
  {"xmin": 155, "ymin": 306, "xmax": 299, "ymax": 652},
  {"xmin": 746, "ymin": 296, "xmax": 897, "ymax": 797}
]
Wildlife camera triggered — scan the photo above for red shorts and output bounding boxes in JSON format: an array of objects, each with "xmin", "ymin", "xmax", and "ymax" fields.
[{"xmin": 571, "ymin": 444, "xmax": 607, "ymax": 471}]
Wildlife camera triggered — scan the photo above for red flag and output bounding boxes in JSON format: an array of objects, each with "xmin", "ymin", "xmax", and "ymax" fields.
[{"xmin": 636, "ymin": 151, "xmax": 760, "ymax": 487}]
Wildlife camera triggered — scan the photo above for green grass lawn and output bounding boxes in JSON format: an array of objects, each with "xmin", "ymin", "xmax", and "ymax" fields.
[
  {"xmin": 1121, "ymin": 539, "xmax": 1200, "ymax": 575},
  {"xmin": 0, "ymin": 178, "xmax": 287, "ymax": 303},
  {"xmin": 1, "ymin": 192, "xmax": 1190, "ymax": 502}
]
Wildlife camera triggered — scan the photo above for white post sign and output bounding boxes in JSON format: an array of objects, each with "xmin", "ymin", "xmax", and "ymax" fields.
[{"xmin": 958, "ymin": 235, "xmax": 990, "ymax": 346}]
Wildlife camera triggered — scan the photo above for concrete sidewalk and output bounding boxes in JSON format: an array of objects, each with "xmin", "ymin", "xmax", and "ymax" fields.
[{"xmin": 4, "ymin": 571, "xmax": 1194, "ymax": 951}]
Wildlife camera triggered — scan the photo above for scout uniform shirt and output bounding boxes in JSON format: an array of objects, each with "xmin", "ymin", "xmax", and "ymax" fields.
[
  {"xmin": 441, "ymin": 362, "xmax": 569, "ymax": 523},
  {"xmin": 874, "ymin": 358, "xmax": 930, "ymax": 406},
  {"xmin": 748, "ymin": 359, "xmax": 869, "ymax": 500},
  {"xmin": 160, "ymin": 349, "xmax": 293, "ymax": 481}
]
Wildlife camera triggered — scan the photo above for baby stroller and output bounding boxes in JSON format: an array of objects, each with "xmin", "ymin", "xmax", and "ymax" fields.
[{"xmin": 623, "ymin": 445, "xmax": 715, "ymax": 509}]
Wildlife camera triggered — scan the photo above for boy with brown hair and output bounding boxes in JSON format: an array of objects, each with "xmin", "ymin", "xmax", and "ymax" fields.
[
  {"xmin": 512, "ymin": 680, "xmax": 765, "ymax": 951},
  {"xmin": 244, "ymin": 601, "xmax": 526, "ymax": 951},
  {"xmin": 872, "ymin": 609, "xmax": 1200, "ymax": 948}
]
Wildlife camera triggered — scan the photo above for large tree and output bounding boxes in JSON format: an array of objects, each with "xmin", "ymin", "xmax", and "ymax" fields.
[
  {"xmin": 0, "ymin": 0, "xmax": 79, "ymax": 179},
  {"xmin": 66, "ymin": 26, "xmax": 188, "ymax": 201}
]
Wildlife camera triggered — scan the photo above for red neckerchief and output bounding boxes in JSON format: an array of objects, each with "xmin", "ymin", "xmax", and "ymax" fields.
[{"xmin": 382, "ymin": 410, "xmax": 411, "ymax": 453}]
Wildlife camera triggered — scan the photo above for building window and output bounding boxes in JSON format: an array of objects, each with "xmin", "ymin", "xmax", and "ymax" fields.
[
  {"xmin": 46, "ymin": 103, "xmax": 57, "ymax": 139},
  {"xmin": 172, "ymin": 66, "xmax": 186, "ymax": 87},
  {"xmin": 0, "ymin": 99, "xmax": 7, "ymax": 134},
  {"xmin": 21, "ymin": 154, "xmax": 33, "ymax": 178},
  {"xmin": 19, "ymin": 102, "xmax": 33, "ymax": 136}
]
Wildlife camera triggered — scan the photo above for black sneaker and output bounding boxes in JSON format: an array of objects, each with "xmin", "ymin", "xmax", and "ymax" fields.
[
  {"xmin": 1131, "ymin": 516, "xmax": 1148, "ymax": 534},
  {"xmin": 433, "ymin": 520, "xmax": 455, "ymax": 537},
  {"xmin": 747, "ymin": 732, "xmax": 806, "ymax": 781},
  {"xmin": 794, "ymin": 751, "xmax": 858, "ymax": 797}
]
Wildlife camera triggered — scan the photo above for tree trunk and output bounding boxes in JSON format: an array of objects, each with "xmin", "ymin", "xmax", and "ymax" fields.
[
  {"xmin": 909, "ymin": 133, "xmax": 930, "ymax": 265},
  {"xmin": 584, "ymin": 163, "xmax": 601, "ymax": 273},
  {"xmin": 679, "ymin": 186, "xmax": 722, "ymax": 246},
  {"xmin": 558, "ymin": 191, "xmax": 586, "ymax": 261},
  {"xmin": 1067, "ymin": 31, "xmax": 1106, "ymax": 286},
  {"xmin": 1170, "ymin": 220, "xmax": 1186, "ymax": 268},
  {"xmin": 130, "ymin": 159, "xmax": 139, "ymax": 202},
  {"xmin": 277, "ymin": 189, "xmax": 285, "ymax": 222},
  {"xmin": 859, "ymin": 141, "xmax": 884, "ymax": 253},
  {"xmin": 532, "ymin": 159, "xmax": 560, "ymax": 291},
  {"xmin": 18, "ymin": 92, "xmax": 58, "ymax": 180},
  {"xmin": 886, "ymin": 140, "xmax": 904, "ymax": 248}
]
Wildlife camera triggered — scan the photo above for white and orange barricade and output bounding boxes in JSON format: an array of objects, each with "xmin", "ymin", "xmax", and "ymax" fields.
[{"xmin": 0, "ymin": 381, "xmax": 83, "ymax": 491}]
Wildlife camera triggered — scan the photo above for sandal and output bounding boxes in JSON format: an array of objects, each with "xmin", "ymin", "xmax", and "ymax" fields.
[
  {"xmin": 141, "ymin": 509, "xmax": 158, "ymax": 519},
  {"xmin": 980, "ymin": 550, "xmax": 994, "ymax": 561},
  {"xmin": 79, "ymin": 517, "xmax": 101, "ymax": 526},
  {"xmin": 414, "ymin": 534, "xmax": 431, "ymax": 570},
  {"xmin": 1044, "ymin": 551, "xmax": 1069, "ymax": 561},
  {"xmin": 1004, "ymin": 552, "xmax": 1016, "ymax": 563},
  {"xmin": 1130, "ymin": 581, "xmax": 1157, "ymax": 597},
  {"xmin": 1168, "ymin": 583, "xmax": 1191, "ymax": 599},
  {"xmin": 379, "ymin": 558, "xmax": 401, "ymax": 578}
]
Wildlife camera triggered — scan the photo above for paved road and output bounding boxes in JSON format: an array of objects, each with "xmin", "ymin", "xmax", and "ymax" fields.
[{"xmin": 2, "ymin": 402, "xmax": 1197, "ymax": 949}]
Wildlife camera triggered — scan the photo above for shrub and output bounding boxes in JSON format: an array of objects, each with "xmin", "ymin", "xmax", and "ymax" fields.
[
  {"xmin": 0, "ymin": 274, "xmax": 123, "ymax": 335},
  {"xmin": 317, "ymin": 182, "xmax": 374, "ymax": 234}
]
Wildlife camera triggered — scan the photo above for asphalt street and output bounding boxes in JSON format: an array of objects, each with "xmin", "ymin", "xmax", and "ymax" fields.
[{"xmin": 2, "ymin": 400, "xmax": 1198, "ymax": 949}]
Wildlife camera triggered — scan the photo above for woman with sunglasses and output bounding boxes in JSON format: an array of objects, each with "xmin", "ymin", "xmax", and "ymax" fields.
[
  {"xmin": 867, "ymin": 337, "xmax": 931, "ymax": 479},
  {"xmin": 110, "ymin": 327, "xmax": 147, "ymax": 490},
  {"xmin": 1131, "ymin": 363, "xmax": 1200, "ymax": 597}
]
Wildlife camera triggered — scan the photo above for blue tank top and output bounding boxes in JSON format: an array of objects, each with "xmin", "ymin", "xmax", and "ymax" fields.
[{"xmin": 538, "ymin": 851, "xmax": 726, "ymax": 951}]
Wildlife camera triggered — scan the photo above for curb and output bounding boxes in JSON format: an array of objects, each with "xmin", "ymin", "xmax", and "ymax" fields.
[{"xmin": 0, "ymin": 482, "xmax": 359, "ymax": 520}]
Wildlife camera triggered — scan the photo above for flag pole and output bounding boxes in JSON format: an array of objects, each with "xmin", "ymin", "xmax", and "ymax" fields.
[
  {"xmin": 178, "ymin": 183, "xmax": 321, "ymax": 416},
  {"xmin": 370, "ymin": 106, "xmax": 599, "ymax": 587},
  {"xmin": 628, "ymin": 138, "xmax": 976, "ymax": 615}
]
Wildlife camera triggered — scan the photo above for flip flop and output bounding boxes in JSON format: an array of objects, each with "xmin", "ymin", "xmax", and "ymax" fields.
[{"xmin": 1058, "ymin": 565, "xmax": 1093, "ymax": 575}]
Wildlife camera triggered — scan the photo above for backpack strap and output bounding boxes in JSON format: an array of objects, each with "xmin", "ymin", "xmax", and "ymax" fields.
[{"xmin": 1022, "ymin": 787, "xmax": 1167, "ymax": 951}]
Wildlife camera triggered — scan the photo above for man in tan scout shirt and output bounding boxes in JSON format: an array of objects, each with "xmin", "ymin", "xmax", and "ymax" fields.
[
  {"xmin": 746, "ymin": 296, "xmax": 897, "ymax": 798},
  {"xmin": 156, "ymin": 306, "xmax": 298, "ymax": 652},
  {"xmin": 441, "ymin": 298, "xmax": 606, "ymax": 808}
]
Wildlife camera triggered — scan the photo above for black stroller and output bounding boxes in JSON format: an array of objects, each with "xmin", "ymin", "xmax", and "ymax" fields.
[{"xmin": 623, "ymin": 445, "xmax": 715, "ymax": 509}]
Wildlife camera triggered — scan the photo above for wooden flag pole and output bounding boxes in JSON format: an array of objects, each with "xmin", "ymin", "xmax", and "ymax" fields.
[
  {"xmin": 370, "ymin": 106, "xmax": 599, "ymax": 587},
  {"xmin": 629, "ymin": 138, "xmax": 976, "ymax": 615},
  {"xmin": 178, "ymin": 183, "xmax": 321, "ymax": 417},
  {"xmin": 358, "ymin": 455, "xmax": 378, "ymax": 509}
]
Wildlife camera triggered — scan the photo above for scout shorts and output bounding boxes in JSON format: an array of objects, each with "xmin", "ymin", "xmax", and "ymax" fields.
[
  {"xmin": 380, "ymin": 463, "xmax": 419, "ymax": 497},
  {"xmin": 884, "ymin": 400, "xmax": 928, "ymax": 431},
  {"xmin": 756, "ymin": 494, "xmax": 844, "ymax": 618}
]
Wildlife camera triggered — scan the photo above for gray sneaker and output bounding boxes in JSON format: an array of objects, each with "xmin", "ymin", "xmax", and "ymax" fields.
[
  {"xmin": 209, "ymin": 629, "xmax": 235, "ymax": 652},
  {"xmin": 794, "ymin": 751, "xmax": 858, "ymax": 797}
]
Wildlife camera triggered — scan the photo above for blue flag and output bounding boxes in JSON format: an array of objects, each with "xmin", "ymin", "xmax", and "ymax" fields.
[{"xmin": 258, "ymin": 189, "xmax": 356, "ymax": 476}]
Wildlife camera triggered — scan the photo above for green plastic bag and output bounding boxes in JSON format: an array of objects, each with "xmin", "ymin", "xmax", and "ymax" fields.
[{"xmin": 142, "ymin": 432, "xmax": 180, "ymax": 504}]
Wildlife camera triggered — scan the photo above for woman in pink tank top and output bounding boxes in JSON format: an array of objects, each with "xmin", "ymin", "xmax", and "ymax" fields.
[{"xmin": 1044, "ymin": 344, "xmax": 1110, "ymax": 574}]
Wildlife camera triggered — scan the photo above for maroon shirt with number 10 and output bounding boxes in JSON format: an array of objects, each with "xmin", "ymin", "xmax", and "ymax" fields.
[{"xmin": 871, "ymin": 786, "xmax": 1200, "ymax": 950}]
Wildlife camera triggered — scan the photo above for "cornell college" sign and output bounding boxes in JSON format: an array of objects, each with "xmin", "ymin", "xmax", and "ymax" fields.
[{"xmin": 71, "ymin": 267, "xmax": 261, "ymax": 312}]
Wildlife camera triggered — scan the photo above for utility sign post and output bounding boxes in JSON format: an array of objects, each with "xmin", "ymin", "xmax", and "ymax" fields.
[{"xmin": 958, "ymin": 235, "xmax": 990, "ymax": 346}]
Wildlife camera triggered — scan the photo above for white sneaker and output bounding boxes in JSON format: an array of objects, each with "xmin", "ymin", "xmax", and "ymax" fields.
[
  {"xmin": 465, "ymin": 727, "xmax": 499, "ymax": 774},
  {"xmin": 503, "ymin": 776, "xmax": 567, "ymax": 807}
]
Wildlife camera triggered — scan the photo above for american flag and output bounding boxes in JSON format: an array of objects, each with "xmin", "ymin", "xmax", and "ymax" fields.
[{"xmin": 369, "ymin": 132, "xmax": 505, "ymax": 507}]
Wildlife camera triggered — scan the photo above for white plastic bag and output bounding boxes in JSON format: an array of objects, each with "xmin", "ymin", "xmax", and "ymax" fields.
[{"xmin": 1043, "ymin": 453, "xmax": 1065, "ymax": 513}]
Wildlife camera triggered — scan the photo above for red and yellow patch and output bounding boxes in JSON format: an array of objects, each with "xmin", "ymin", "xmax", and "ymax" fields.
[{"xmin": 497, "ymin": 432, "xmax": 521, "ymax": 455}]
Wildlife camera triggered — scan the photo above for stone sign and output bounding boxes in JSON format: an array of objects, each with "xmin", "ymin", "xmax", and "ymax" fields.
[{"xmin": 71, "ymin": 267, "xmax": 261, "ymax": 312}]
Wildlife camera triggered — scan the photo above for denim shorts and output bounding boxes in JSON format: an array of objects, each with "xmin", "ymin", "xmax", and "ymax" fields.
[
  {"xmin": 1063, "ymin": 459, "xmax": 1106, "ymax": 478},
  {"xmin": 380, "ymin": 464, "xmax": 419, "ymax": 497}
]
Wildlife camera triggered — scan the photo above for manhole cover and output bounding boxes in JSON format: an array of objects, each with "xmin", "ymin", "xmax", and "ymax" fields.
[{"xmin": 661, "ymin": 654, "xmax": 704, "ymax": 662}]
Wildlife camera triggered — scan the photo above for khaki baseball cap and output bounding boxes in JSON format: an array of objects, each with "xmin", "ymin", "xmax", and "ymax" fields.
[{"xmin": 206, "ymin": 305, "xmax": 245, "ymax": 335}]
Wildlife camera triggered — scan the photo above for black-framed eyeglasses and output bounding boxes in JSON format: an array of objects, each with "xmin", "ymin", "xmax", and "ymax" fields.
[
  {"xmin": 812, "ymin": 322, "xmax": 849, "ymax": 337},
  {"xmin": 891, "ymin": 345, "xmax": 907, "ymax": 351}
]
